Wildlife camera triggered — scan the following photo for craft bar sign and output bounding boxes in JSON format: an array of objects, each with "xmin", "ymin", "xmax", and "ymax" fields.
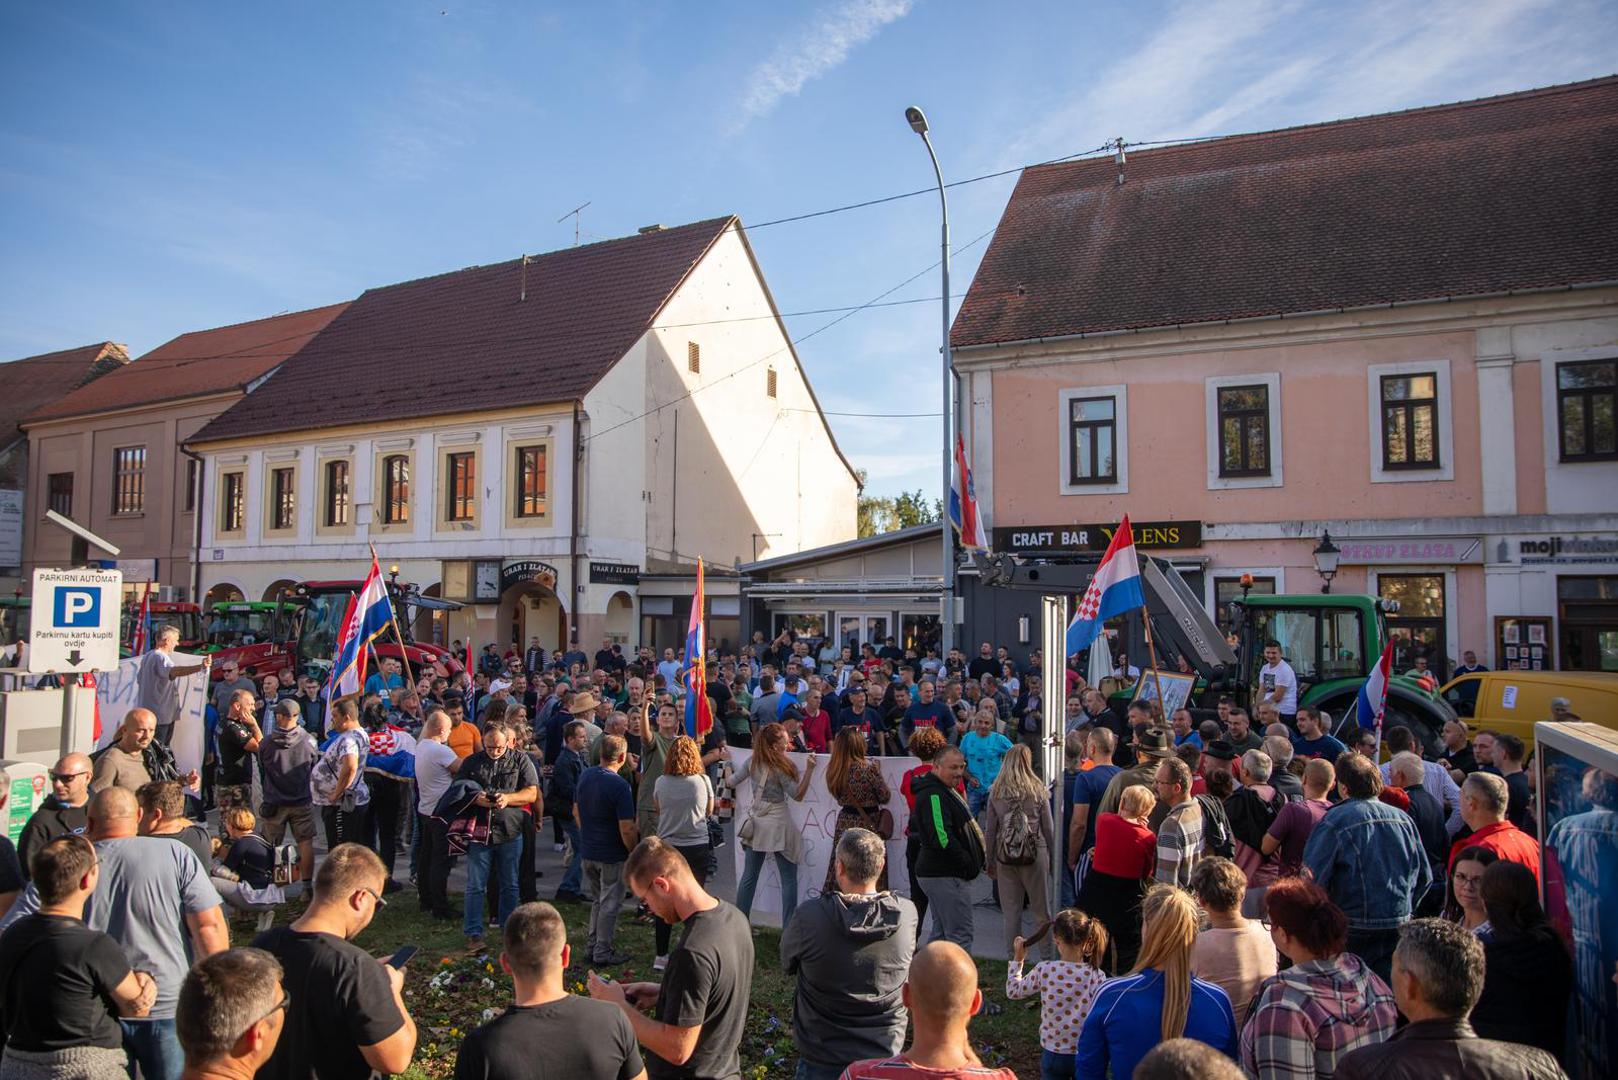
[{"xmin": 993, "ymin": 520, "xmax": 1202, "ymax": 554}]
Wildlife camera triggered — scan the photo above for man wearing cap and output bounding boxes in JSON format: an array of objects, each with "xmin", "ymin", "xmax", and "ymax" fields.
[
  {"xmin": 258, "ymin": 698, "xmax": 320, "ymax": 888},
  {"xmin": 1097, "ymin": 726, "xmax": 1176, "ymax": 830},
  {"xmin": 835, "ymin": 683, "xmax": 887, "ymax": 756}
]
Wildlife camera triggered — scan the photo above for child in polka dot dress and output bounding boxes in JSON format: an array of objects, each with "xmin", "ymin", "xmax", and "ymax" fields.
[{"xmin": 1006, "ymin": 909, "xmax": 1111, "ymax": 1080}]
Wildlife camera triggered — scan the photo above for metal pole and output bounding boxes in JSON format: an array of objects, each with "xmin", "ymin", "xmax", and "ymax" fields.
[
  {"xmin": 916, "ymin": 127, "xmax": 955, "ymax": 656},
  {"xmin": 1042, "ymin": 595, "xmax": 1070, "ymax": 918}
]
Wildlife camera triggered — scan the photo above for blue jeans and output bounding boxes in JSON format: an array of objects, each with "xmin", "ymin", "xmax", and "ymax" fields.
[
  {"xmin": 559, "ymin": 819, "xmax": 583, "ymax": 894},
  {"xmin": 795, "ymin": 1059, "xmax": 846, "ymax": 1080},
  {"xmin": 463, "ymin": 840, "xmax": 521, "ymax": 938},
  {"xmin": 121, "ymin": 1019, "xmax": 183, "ymax": 1080},
  {"xmin": 735, "ymin": 847, "xmax": 799, "ymax": 927},
  {"xmin": 968, "ymin": 786, "xmax": 989, "ymax": 818},
  {"xmin": 1041, "ymin": 1048, "xmax": 1076, "ymax": 1080}
]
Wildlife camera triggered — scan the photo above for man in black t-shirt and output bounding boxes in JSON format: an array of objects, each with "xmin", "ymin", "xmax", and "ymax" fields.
[
  {"xmin": 0, "ymin": 835, "xmax": 156, "ymax": 1072},
  {"xmin": 215, "ymin": 689, "xmax": 263, "ymax": 839},
  {"xmin": 457, "ymin": 902, "xmax": 644, "ymax": 1080},
  {"xmin": 588, "ymin": 837, "xmax": 752, "ymax": 1080},
  {"xmin": 459, "ymin": 721, "xmax": 541, "ymax": 952},
  {"xmin": 253, "ymin": 844, "xmax": 416, "ymax": 1080}
]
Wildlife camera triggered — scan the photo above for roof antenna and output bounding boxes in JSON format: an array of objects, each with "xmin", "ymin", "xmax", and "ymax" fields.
[
  {"xmin": 520, "ymin": 254, "xmax": 529, "ymax": 302},
  {"xmin": 1114, "ymin": 138, "xmax": 1127, "ymax": 186},
  {"xmin": 558, "ymin": 201, "xmax": 591, "ymax": 247}
]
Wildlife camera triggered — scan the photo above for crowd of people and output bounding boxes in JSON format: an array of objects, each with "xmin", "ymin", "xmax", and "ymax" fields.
[{"xmin": 0, "ymin": 623, "xmax": 1588, "ymax": 1080}]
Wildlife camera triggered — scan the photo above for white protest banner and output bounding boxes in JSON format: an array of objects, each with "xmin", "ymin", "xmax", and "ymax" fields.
[
  {"xmin": 728, "ymin": 749, "xmax": 918, "ymax": 918},
  {"xmin": 93, "ymin": 653, "xmax": 208, "ymax": 792}
]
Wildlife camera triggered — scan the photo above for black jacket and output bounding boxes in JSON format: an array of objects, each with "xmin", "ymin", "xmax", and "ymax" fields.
[
  {"xmin": 910, "ymin": 772, "xmax": 984, "ymax": 880},
  {"xmin": 1403, "ymin": 783, "xmax": 1449, "ymax": 880},
  {"xmin": 16, "ymin": 797, "xmax": 89, "ymax": 880},
  {"xmin": 1334, "ymin": 1018, "xmax": 1565, "ymax": 1080},
  {"xmin": 1472, "ymin": 927, "xmax": 1574, "ymax": 1059}
]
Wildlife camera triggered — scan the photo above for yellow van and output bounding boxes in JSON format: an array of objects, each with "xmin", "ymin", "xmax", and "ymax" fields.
[{"xmin": 1440, "ymin": 670, "xmax": 1618, "ymax": 748}]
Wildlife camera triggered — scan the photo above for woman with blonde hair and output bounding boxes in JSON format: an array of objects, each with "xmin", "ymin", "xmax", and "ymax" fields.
[
  {"xmin": 1075, "ymin": 885, "xmax": 1239, "ymax": 1080},
  {"xmin": 650, "ymin": 735, "xmax": 717, "ymax": 969},
  {"xmin": 1077, "ymin": 783, "xmax": 1159, "ymax": 972},
  {"xmin": 984, "ymin": 743, "xmax": 1055, "ymax": 960},
  {"xmin": 824, "ymin": 726, "xmax": 893, "ymax": 891},
  {"xmin": 734, "ymin": 721, "xmax": 816, "ymax": 927}
]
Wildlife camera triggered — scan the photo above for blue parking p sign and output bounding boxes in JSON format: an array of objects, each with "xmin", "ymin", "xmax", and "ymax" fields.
[{"xmin": 54, "ymin": 587, "xmax": 100, "ymax": 628}]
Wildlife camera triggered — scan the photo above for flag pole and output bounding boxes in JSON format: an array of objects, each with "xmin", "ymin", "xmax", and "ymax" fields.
[
  {"xmin": 1140, "ymin": 606, "xmax": 1169, "ymax": 724},
  {"xmin": 370, "ymin": 544, "xmax": 415, "ymax": 687}
]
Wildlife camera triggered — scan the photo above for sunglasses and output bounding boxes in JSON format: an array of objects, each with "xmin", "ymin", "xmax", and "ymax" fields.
[
  {"xmin": 362, "ymin": 887, "xmax": 388, "ymax": 909},
  {"xmin": 250, "ymin": 991, "xmax": 291, "ymax": 1028},
  {"xmin": 50, "ymin": 771, "xmax": 88, "ymax": 783}
]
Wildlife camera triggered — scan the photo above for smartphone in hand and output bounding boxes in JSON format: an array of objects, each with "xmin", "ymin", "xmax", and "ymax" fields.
[{"xmin": 386, "ymin": 945, "xmax": 419, "ymax": 969}]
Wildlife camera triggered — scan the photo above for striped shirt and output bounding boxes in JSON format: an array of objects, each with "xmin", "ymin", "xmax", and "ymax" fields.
[{"xmin": 1155, "ymin": 799, "xmax": 1204, "ymax": 887}]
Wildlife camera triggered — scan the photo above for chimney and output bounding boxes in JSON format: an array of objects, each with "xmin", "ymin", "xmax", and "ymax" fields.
[{"xmin": 638, "ymin": 224, "xmax": 666, "ymax": 234}]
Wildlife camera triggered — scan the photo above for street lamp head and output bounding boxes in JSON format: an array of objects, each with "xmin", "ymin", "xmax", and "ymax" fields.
[
  {"xmin": 904, "ymin": 106, "xmax": 929, "ymax": 135},
  {"xmin": 1312, "ymin": 532, "xmax": 1341, "ymax": 576}
]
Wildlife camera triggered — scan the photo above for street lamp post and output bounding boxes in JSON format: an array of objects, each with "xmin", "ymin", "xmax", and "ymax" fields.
[
  {"xmin": 1312, "ymin": 532, "xmax": 1341, "ymax": 594},
  {"xmin": 905, "ymin": 105, "xmax": 955, "ymax": 656}
]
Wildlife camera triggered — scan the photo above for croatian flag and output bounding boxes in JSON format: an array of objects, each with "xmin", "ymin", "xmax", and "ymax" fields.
[
  {"xmin": 683, "ymin": 559, "xmax": 715, "ymax": 739},
  {"xmin": 324, "ymin": 556, "xmax": 394, "ymax": 729},
  {"xmin": 1065, "ymin": 516, "xmax": 1145, "ymax": 657},
  {"xmin": 130, "ymin": 582, "xmax": 152, "ymax": 655},
  {"xmin": 949, "ymin": 434, "xmax": 990, "ymax": 551},
  {"xmin": 1357, "ymin": 639, "xmax": 1395, "ymax": 737}
]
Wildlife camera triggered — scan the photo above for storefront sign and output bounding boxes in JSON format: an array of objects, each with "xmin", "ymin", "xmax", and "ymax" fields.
[
  {"xmin": 1516, "ymin": 536, "xmax": 1618, "ymax": 565},
  {"xmin": 499, "ymin": 559, "xmax": 559, "ymax": 594},
  {"xmin": 1338, "ymin": 538, "xmax": 1482, "ymax": 565},
  {"xmin": 589, "ymin": 561, "xmax": 640, "ymax": 585},
  {"xmin": 993, "ymin": 520, "xmax": 1202, "ymax": 554}
]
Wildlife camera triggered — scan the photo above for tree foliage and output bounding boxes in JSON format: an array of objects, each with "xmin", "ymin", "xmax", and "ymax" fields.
[{"xmin": 855, "ymin": 469, "xmax": 943, "ymax": 538}]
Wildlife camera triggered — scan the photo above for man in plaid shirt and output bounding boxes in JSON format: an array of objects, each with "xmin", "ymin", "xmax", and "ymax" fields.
[{"xmin": 1154, "ymin": 756, "xmax": 1205, "ymax": 887}]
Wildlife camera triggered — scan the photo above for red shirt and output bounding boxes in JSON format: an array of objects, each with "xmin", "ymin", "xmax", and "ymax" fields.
[
  {"xmin": 842, "ymin": 1057, "xmax": 1017, "ymax": 1080},
  {"xmin": 801, "ymin": 708, "xmax": 832, "ymax": 753},
  {"xmin": 1448, "ymin": 819, "xmax": 1542, "ymax": 883},
  {"xmin": 1090, "ymin": 812, "xmax": 1157, "ymax": 880}
]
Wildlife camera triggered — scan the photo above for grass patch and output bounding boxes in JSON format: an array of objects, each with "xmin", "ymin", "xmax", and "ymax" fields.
[{"xmin": 242, "ymin": 892, "xmax": 1042, "ymax": 1078}]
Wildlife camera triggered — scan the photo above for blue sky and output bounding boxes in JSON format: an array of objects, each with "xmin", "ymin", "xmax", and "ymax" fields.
[{"xmin": 3, "ymin": 0, "xmax": 1614, "ymax": 499}]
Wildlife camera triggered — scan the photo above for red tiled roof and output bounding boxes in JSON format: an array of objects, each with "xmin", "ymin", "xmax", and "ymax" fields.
[
  {"xmin": 25, "ymin": 303, "xmax": 349, "ymax": 425},
  {"xmin": 1, "ymin": 343, "xmax": 129, "ymax": 440},
  {"xmin": 192, "ymin": 217, "xmax": 735, "ymax": 442},
  {"xmin": 952, "ymin": 77, "xmax": 1618, "ymax": 349}
]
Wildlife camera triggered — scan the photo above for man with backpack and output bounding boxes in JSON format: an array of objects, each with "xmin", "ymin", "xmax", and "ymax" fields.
[{"xmin": 1223, "ymin": 749, "xmax": 1287, "ymax": 915}]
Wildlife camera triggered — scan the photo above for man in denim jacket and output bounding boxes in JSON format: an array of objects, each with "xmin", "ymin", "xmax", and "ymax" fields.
[{"xmin": 1302, "ymin": 752, "xmax": 1430, "ymax": 984}]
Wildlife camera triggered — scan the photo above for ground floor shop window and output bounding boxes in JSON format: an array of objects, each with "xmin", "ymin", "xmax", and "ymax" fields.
[
  {"xmin": 1559, "ymin": 575, "xmax": 1618, "ymax": 671},
  {"xmin": 772, "ymin": 612, "xmax": 826, "ymax": 641},
  {"xmin": 1379, "ymin": 573, "xmax": 1447, "ymax": 679}
]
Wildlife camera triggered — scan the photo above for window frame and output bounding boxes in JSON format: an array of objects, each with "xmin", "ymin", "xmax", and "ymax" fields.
[
  {"xmin": 111, "ymin": 445, "xmax": 146, "ymax": 515},
  {"xmin": 46, "ymin": 472, "xmax": 73, "ymax": 518},
  {"xmin": 513, "ymin": 444, "xmax": 548, "ymax": 520},
  {"xmin": 1216, "ymin": 383, "xmax": 1272, "ymax": 478},
  {"xmin": 1058, "ymin": 384, "xmax": 1129, "ymax": 495},
  {"xmin": 218, "ymin": 470, "xmax": 246, "ymax": 537},
  {"xmin": 267, "ymin": 466, "xmax": 297, "ymax": 533},
  {"xmin": 379, "ymin": 454, "xmax": 412, "ymax": 527},
  {"xmin": 1366, "ymin": 360, "xmax": 1453, "ymax": 483},
  {"xmin": 1380, "ymin": 372, "xmax": 1441, "ymax": 470},
  {"xmin": 444, "ymin": 451, "xmax": 477, "ymax": 523},
  {"xmin": 1067, "ymin": 396, "xmax": 1117, "ymax": 485},
  {"xmin": 1556, "ymin": 358, "xmax": 1618, "ymax": 462},
  {"xmin": 322, "ymin": 459, "xmax": 351, "ymax": 529}
]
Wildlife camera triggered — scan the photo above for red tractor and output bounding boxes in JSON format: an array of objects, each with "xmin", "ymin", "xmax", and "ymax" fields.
[{"xmin": 288, "ymin": 579, "xmax": 462, "ymax": 681}]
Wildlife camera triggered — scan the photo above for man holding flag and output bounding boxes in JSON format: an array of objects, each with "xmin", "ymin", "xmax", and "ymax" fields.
[
  {"xmin": 1358, "ymin": 639, "xmax": 1395, "ymax": 752},
  {"xmin": 323, "ymin": 555, "xmax": 395, "ymax": 731}
]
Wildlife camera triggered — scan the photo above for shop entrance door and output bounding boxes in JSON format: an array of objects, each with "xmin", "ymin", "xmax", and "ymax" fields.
[
  {"xmin": 1378, "ymin": 573, "xmax": 1447, "ymax": 679},
  {"xmin": 1559, "ymin": 575, "xmax": 1618, "ymax": 671},
  {"xmin": 838, "ymin": 613, "xmax": 891, "ymax": 654}
]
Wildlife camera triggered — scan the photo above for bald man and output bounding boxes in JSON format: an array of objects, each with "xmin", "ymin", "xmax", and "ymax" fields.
[
  {"xmin": 94, "ymin": 709, "xmax": 158, "ymax": 793},
  {"xmin": 840, "ymin": 942, "xmax": 1014, "ymax": 1079},
  {"xmin": 17, "ymin": 752, "xmax": 92, "ymax": 879},
  {"xmin": 0, "ymin": 787, "xmax": 227, "ymax": 1080}
]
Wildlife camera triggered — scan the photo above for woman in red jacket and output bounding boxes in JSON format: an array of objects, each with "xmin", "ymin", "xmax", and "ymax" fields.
[{"xmin": 1077, "ymin": 782, "xmax": 1159, "ymax": 972}]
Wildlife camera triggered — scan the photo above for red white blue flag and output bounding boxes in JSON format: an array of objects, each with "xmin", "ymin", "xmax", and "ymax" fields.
[
  {"xmin": 949, "ymin": 434, "xmax": 990, "ymax": 551},
  {"xmin": 324, "ymin": 555, "xmax": 393, "ymax": 729},
  {"xmin": 1065, "ymin": 516, "xmax": 1145, "ymax": 656},
  {"xmin": 683, "ymin": 559, "xmax": 714, "ymax": 739},
  {"xmin": 1358, "ymin": 639, "xmax": 1395, "ymax": 736}
]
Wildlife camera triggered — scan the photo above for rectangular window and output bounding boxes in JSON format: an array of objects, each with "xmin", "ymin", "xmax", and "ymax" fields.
[
  {"xmin": 111, "ymin": 446, "xmax": 145, "ymax": 514},
  {"xmin": 1213, "ymin": 575, "xmax": 1276, "ymax": 637},
  {"xmin": 381, "ymin": 455, "xmax": 410, "ymax": 524},
  {"xmin": 220, "ymin": 472, "xmax": 244, "ymax": 533},
  {"xmin": 323, "ymin": 460, "xmax": 350, "ymax": 527},
  {"xmin": 184, "ymin": 459, "xmax": 199, "ymax": 512},
  {"xmin": 514, "ymin": 445, "xmax": 548, "ymax": 518},
  {"xmin": 269, "ymin": 467, "xmax": 296, "ymax": 531},
  {"xmin": 766, "ymin": 367, "xmax": 778, "ymax": 398},
  {"xmin": 687, "ymin": 341, "xmax": 701, "ymax": 374},
  {"xmin": 1217, "ymin": 384, "xmax": 1270, "ymax": 477},
  {"xmin": 47, "ymin": 473, "xmax": 73, "ymax": 517},
  {"xmin": 446, "ymin": 452, "xmax": 476, "ymax": 522},
  {"xmin": 1557, "ymin": 359, "xmax": 1617, "ymax": 461},
  {"xmin": 1381, "ymin": 373, "xmax": 1440, "ymax": 468},
  {"xmin": 1067, "ymin": 395, "xmax": 1117, "ymax": 484}
]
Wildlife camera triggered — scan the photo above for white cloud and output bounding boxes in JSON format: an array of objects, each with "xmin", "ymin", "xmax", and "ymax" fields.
[{"xmin": 732, "ymin": 0, "xmax": 913, "ymax": 132}]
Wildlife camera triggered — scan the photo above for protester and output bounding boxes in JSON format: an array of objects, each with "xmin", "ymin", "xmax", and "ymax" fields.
[
  {"xmin": 960, "ymin": 710, "xmax": 1013, "ymax": 818},
  {"xmin": 311, "ymin": 699, "xmax": 371, "ymax": 847},
  {"xmin": 1333, "ymin": 919, "xmax": 1566, "ymax": 1080},
  {"xmin": 1256, "ymin": 640, "xmax": 1298, "ymax": 726},
  {"xmin": 209, "ymin": 661, "xmax": 256, "ymax": 722},
  {"xmin": 547, "ymin": 719, "xmax": 589, "ymax": 904},
  {"xmin": 1468, "ymin": 860, "xmax": 1574, "ymax": 1058},
  {"xmin": 1492, "ymin": 734, "xmax": 1535, "ymax": 834},
  {"xmin": 360, "ymin": 701, "xmax": 415, "ymax": 885},
  {"xmin": 458, "ymin": 720, "xmax": 540, "ymax": 952},
  {"xmin": 412, "ymin": 710, "xmax": 459, "ymax": 919},
  {"xmin": 1066, "ymin": 728, "xmax": 1120, "ymax": 867},
  {"xmin": 1006, "ymin": 909, "xmax": 1109, "ymax": 1080},
  {"xmin": 733, "ymin": 722, "xmax": 816, "ymax": 928},
  {"xmin": 1074, "ymin": 885, "xmax": 1238, "ymax": 1080},
  {"xmin": 899, "ymin": 726, "xmax": 952, "ymax": 934},
  {"xmin": 1153, "ymin": 756, "xmax": 1204, "ymax": 888},
  {"xmin": 210, "ymin": 807, "xmax": 280, "ymax": 914},
  {"xmin": 1302, "ymin": 752, "xmax": 1430, "ymax": 982},
  {"xmin": 635, "ymin": 700, "xmax": 684, "ymax": 843},
  {"xmin": 1385, "ymin": 752, "xmax": 1446, "ymax": 909},
  {"xmin": 781, "ymin": 828, "xmax": 917, "ymax": 1080},
  {"xmin": 901, "ymin": 677, "xmax": 955, "ymax": 749},
  {"xmin": 1224, "ymin": 709, "xmax": 1263, "ymax": 755},
  {"xmin": 1096, "ymin": 727, "xmax": 1173, "ymax": 828},
  {"xmin": 588, "ymin": 837, "xmax": 753, "ymax": 1080},
  {"xmin": 1289, "ymin": 707, "xmax": 1346, "ymax": 761},
  {"xmin": 1078, "ymin": 784, "xmax": 1157, "ymax": 973},
  {"xmin": 93, "ymin": 708, "xmax": 161, "ymax": 793},
  {"xmin": 257, "ymin": 699, "xmax": 319, "ymax": 888},
  {"xmin": 1448, "ymin": 772, "xmax": 1540, "ymax": 883},
  {"xmin": 650, "ymin": 735, "xmax": 717, "ymax": 971},
  {"xmin": 1377, "ymin": 727, "xmax": 1462, "ymax": 834},
  {"xmin": 1242, "ymin": 876, "xmax": 1396, "ymax": 1079},
  {"xmin": 839, "ymin": 942, "xmax": 1017, "ymax": 1080},
  {"xmin": 214, "ymin": 689, "xmax": 263, "ymax": 838},
  {"xmin": 909, "ymin": 746, "xmax": 984, "ymax": 949},
  {"xmin": 0, "ymin": 835, "xmax": 158, "ymax": 1080},
  {"xmin": 136, "ymin": 781, "xmax": 214, "ymax": 869},
  {"xmin": 253, "ymin": 844, "xmax": 415, "ymax": 1080},
  {"xmin": 1437, "ymin": 718, "xmax": 1477, "ymax": 782},
  {"xmin": 1446, "ymin": 846, "xmax": 1499, "ymax": 933},
  {"xmin": 1187, "ymin": 858, "xmax": 1275, "ymax": 1021},
  {"xmin": 984, "ymin": 744, "xmax": 1054, "ymax": 960},
  {"xmin": 575, "ymin": 734, "xmax": 638, "ymax": 967},
  {"xmin": 824, "ymin": 728, "xmax": 892, "ymax": 893},
  {"xmin": 454, "ymin": 902, "xmax": 645, "ymax": 1080},
  {"xmin": 175, "ymin": 949, "xmax": 285, "ymax": 1080},
  {"xmin": 1133, "ymin": 1037, "xmax": 1246, "ymax": 1080},
  {"xmin": 138, "ymin": 626, "xmax": 211, "ymax": 743},
  {"xmin": 17, "ymin": 752, "xmax": 91, "ymax": 879},
  {"xmin": 444, "ymin": 697, "xmax": 483, "ymax": 761}
]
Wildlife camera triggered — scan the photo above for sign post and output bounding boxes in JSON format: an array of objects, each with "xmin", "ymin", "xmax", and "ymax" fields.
[{"xmin": 27, "ymin": 567, "xmax": 122, "ymax": 760}]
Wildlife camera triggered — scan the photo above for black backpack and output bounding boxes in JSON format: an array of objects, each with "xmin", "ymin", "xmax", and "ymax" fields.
[{"xmin": 1195, "ymin": 794, "xmax": 1235, "ymax": 859}]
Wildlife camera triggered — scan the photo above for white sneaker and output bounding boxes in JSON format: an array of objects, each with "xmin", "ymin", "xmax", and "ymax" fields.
[
  {"xmin": 653, "ymin": 954, "xmax": 669, "ymax": 972},
  {"xmin": 552, "ymin": 842, "xmax": 566, "ymax": 852}
]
